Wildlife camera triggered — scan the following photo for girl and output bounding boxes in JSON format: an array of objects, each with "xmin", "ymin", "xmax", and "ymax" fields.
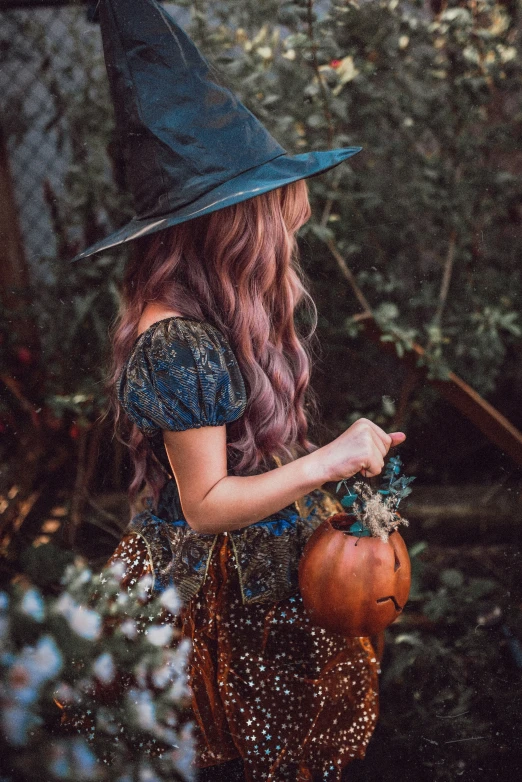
[{"xmin": 107, "ymin": 178, "xmax": 405, "ymax": 781}]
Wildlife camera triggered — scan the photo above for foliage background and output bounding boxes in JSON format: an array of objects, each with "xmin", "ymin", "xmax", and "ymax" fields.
[{"xmin": 1, "ymin": 1, "xmax": 522, "ymax": 780}]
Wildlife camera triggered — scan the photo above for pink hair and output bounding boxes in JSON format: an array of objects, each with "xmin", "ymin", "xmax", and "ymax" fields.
[{"xmin": 110, "ymin": 179, "xmax": 319, "ymax": 505}]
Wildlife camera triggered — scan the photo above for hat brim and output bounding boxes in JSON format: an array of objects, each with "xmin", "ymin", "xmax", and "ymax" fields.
[{"xmin": 71, "ymin": 147, "xmax": 362, "ymax": 261}]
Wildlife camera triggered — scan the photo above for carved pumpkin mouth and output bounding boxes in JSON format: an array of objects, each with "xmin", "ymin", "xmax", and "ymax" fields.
[{"xmin": 376, "ymin": 595, "xmax": 403, "ymax": 612}]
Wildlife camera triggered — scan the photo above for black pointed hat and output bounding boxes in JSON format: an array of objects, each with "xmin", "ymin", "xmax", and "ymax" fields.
[{"xmin": 74, "ymin": 0, "xmax": 362, "ymax": 260}]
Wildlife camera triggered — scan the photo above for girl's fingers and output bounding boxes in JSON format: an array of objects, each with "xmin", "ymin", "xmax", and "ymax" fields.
[
  {"xmin": 361, "ymin": 452, "xmax": 385, "ymax": 478},
  {"xmin": 364, "ymin": 419, "xmax": 393, "ymax": 448},
  {"xmin": 389, "ymin": 432, "xmax": 406, "ymax": 446},
  {"xmin": 369, "ymin": 429, "xmax": 388, "ymax": 458}
]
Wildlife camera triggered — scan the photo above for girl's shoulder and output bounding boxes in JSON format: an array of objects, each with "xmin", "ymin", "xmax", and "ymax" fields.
[
  {"xmin": 137, "ymin": 304, "xmax": 185, "ymax": 336},
  {"xmin": 117, "ymin": 316, "xmax": 247, "ymax": 436}
]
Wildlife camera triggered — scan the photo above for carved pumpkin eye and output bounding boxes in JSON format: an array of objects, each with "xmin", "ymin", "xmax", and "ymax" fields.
[{"xmin": 394, "ymin": 549, "xmax": 401, "ymax": 572}]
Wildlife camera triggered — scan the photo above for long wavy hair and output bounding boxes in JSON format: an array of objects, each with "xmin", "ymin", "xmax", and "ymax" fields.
[{"xmin": 110, "ymin": 178, "xmax": 319, "ymax": 504}]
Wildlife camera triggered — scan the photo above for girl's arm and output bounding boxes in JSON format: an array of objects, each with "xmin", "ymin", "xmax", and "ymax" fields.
[{"xmin": 163, "ymin": 419, "xmax": 405, "ymax": 534}]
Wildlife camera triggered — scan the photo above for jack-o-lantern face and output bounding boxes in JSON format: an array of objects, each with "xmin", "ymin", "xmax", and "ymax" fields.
[{"xmin": 298, "ymin": 513, "xmax": 411, "ymax": 637}]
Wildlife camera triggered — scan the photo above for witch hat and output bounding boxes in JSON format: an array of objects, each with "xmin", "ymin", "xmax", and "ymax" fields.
[{"xmin": 73, "ymin": 0, "xmax": 362, "ymax": 261}]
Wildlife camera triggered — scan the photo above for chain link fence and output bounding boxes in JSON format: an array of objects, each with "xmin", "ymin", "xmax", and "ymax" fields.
[
  {"xmin": 0, "ymin": 1, "xmax": 189, "ymax": 283},
  {"xmin": 1, "ymin": 3, "xmax": 95, "ymax": 279}
]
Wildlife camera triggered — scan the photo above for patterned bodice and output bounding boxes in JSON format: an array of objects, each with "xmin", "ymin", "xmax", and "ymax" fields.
[{"xmin": 117, "ymin": 317, "xmax": 340, "ymax": 604}]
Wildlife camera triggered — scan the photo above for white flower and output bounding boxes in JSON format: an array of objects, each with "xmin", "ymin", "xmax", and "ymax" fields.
[
  {"xmin": 70, "ymin": 567, "xmax": 92, "ymax": 588},
  {"xmin": 167, "ymin": 677, "xmax": 191, "ymax": 703},
  {"xmin": 24, "ymin": 635, "xmax": 63, "ymax": 685},
  {"xmin": 108, "ymin": 560, "xmax": 125, "ymax": 581},
  {"xmin": 152, "ymin": 663, "xmax": 172, "ymax": 689},
  {"xmin": 134, "ymin": 661, "xmax": 148, "ymax": 689},
  {"xmin": 171, "ymin": 638, "xmax": 191, "ymax": 676},
  {"xmin": 257, "ymin": 46, "xmax": 273, "ymax": 61},
  {"xmin": 120, "ymin": 619, "xmax": 138, "ymax": 640},
  {"xmin": 173, "ymin": 723, "xmax": 196, "ymax": 780},
  {"xmin": 128, "ymin": 689, "xmax": 156, "ymax": 731},
  {"xmin": 498, "ymin": 45, "xmax": 517, "ymax": 63},
  {"xmin": 136, "ymin": 574, "xmax": 153, "ymax": 599},
  {"xmin": 61, "ymin": 563, "xmax": 78, "ymax": 585},
  {"xmin": 1, "ymin": 703, "xmax": 39, "ymax": 746},
  {"xmin": 61, "ymin": 558, "xmax": 87, "ymax": 586},
  {"xmin": 92, "ymin": 652, "xmax": 115, "ymax": 684},
  {"xmin": 441, "ymin": 8, "xmax": 471, "ymax": 24},
  {"xmin": 69, "ymin": 606, "xmax": 102, "ymax": 641},
  {"xmin": 53, "ymin": 592, "xmax": 77, "ymax": 621},
  {"xmin": 20, "ymin": 588, "xmax": 45, "ymax": 622},
  {"xmin": 145, "ymin": 624, "xmax": 173, "ymax": 647},
  {"xmin": 331, "ymin": 56, "xmax": 360, "ymax": 95},
  {"xmin": 399, "ymin": 35, "xmax": 409, "ymax": 49},
  {"xmin": 463, "ymin": 45, "xmax": 480, "ymax": 65},
  {"xmin": 49, "ymin": 740, "xmax": 70, "ymax": 779},
  {"xmin": 159, "ymin": 587, "xmax": 181, "ymax": 615},
  {"xmin": 138, "ymin": 763, "xmax": 162, "ymax": 782},
  {"xmin": 71, "ymin": 737, "xmax": 99, "ymax": 780}
]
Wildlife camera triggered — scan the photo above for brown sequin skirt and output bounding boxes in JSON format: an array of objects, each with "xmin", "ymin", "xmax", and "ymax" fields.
[{"xmin": 108, "ymin": 520, "xmax": 379, "ymax": 782}]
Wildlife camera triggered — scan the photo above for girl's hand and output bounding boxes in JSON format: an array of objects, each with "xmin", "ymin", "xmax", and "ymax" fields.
[{"xmin": 316, "ymin": 418, "xmax": 406, "ymax": 484}]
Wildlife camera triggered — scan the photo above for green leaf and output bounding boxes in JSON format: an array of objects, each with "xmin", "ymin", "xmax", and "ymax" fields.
[
  {"xmin": 349, "ymin": 520, "xmax": 371, "ymax": 537},
  {"xmin": 341, "ymin": 489, "xmax": 359, "ymax": 508}
]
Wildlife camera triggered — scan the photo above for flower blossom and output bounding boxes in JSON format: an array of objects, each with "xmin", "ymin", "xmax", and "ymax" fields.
[
  {"xmin": 69, "ymin": 606, "xmax": 102, "ymax": 641},
  {"xmin": 146, "ymin": 624, "xmax": 174, "ymax": 647},
  {"xmin": 21, "ymin": 588, "xmax": 45, "ymax": 622}
]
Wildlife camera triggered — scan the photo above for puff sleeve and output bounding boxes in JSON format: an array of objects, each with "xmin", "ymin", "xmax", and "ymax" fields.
[{"xmin": 117, "ymin": 318, "xmax": 247, "ymax": 435}]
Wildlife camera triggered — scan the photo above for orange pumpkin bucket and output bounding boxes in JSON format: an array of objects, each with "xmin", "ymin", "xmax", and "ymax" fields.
[
  {"xmin": 299, "ymin": 514, "xmax": 411, "ymax": 636},
  {"xmin": 299, "ymin": 456, "xmax": 413, "ymax": 637}
]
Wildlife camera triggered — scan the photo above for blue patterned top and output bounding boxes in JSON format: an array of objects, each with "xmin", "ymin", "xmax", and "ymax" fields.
[
  {"xmin": 117, "ymin": 317, "xmax": 341, "ymax": 604},
  {"xmin": 118, "ymin": 316, "xmax": 247, "ymax": 436}
]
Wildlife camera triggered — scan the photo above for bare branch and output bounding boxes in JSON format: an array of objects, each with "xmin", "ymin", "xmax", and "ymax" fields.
[
  {"xmin": 325, "ymin": 239, "xmax": 372, "ymax": 314},
  {"xmin": 434, "ymin": 228, "xmax": 457, "ymax": 327}
]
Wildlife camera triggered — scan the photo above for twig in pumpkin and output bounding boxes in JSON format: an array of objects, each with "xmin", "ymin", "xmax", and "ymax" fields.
[{"xmin": 351, "ymin": 481, "xmax": 409, "ymax": 543}]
